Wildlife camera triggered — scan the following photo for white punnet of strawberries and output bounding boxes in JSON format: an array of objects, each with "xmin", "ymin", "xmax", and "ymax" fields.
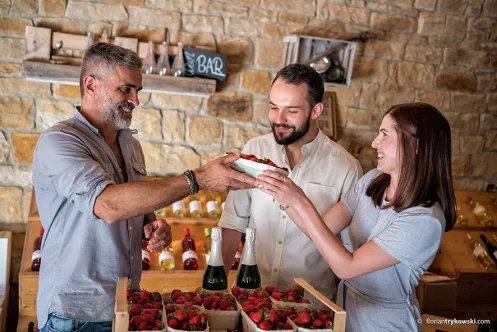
[
  {"xmin": 231, "ymin": 286, "xmax": 272, "ymax": 310},
  {"xmin": 127, "ymin": 289, "xmax": 165, "ymax": 331},
  {"xmin": 265, "ymin": 286, "xmax": 311, "ymax": 304},
  {"xmin": 293, "ymin": 308, "xmax": 334, "ymax": 329},
  {"xmin": 199, "ymin": 291, "xmax": 238, "ymax": 311},
  {"xmin": 163, "ymin": 289, "xmax": 203, "ymax": 309},
  {"xmin": 165, "ymin": 306, "xmax": 208, "ymax": 331}
]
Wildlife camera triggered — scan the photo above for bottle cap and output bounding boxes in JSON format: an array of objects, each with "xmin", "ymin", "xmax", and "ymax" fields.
[
  {"xmin": 211, "ymin": 227, "xmax": 222, "ymax": 241},
  {"xmin": 184, "ymin": 227, "xmax": 190, "ymax": 236},
  {"xmin": 204, "ymin": 227, "xmax": 211, "ymax": 237},
  {"xmin": 246, "ymin": 227, "xmax": 256, "ymax": 241}
]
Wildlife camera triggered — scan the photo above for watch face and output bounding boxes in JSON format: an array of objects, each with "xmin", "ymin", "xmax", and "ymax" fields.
[{"xmin": 309, "ymin": 55, "xmax": 330, "ymax": 73}]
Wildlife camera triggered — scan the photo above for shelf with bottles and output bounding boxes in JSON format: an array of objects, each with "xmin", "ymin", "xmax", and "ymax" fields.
[
  {"xmin": 23, "ymin": 26, "xmax": 216, "ymax": 97},
  {"xmin": 454, "ymin": 191, "xmax": 497, "ymax": 230}
]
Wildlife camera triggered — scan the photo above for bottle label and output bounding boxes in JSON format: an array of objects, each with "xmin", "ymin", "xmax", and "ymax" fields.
[
  {"xmin": 31, "ymin": 250, "xmax": 41, "ymax": 262},
  {"xmin": 189, "ymin": 200, "xmax": 201, "ymax": 213},
  {"xmin": 182, "ymin": 250, "xmax": 198, "ymax": 263},
  {"xmin": 205, "ymin": 253, "xmax": 211, "ymax": 265},
  {"xmin": 206, "ymin": 201, "xmax": 219, "ymax": 214},
  {"xmin": 159, "ymin": 250, "xmax": 174, "ymax": 263},
  {"xmin": 142, "ymin": 250, "xmax": 150, "ymax": 261},
  {"xmin": 473, "ymin": 246, "xmax": 485, "ymax": 257},
  {"xmin": 473, "ymin": 205, "xmax": 486, "ymax": 216},
  {"xmin": 172, "ymin": 200, "xmax": 186, "ymax": 213}
]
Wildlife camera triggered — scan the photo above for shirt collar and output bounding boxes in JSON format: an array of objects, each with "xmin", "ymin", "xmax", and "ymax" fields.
[
  {"xmin": 279, "ymin": 128, "xmax": 325, "ymax": 160},
  {"xmin": 73, "ymin": 106, "xmax": 137, "ymax": 137}
]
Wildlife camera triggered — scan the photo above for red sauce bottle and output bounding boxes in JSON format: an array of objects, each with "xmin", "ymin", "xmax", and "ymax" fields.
[
  {"xmin": 182, "ymin": 228, "xmax": 198, "ymax": 270},
  {"xmin": 31, "ymin": 226, "xmax": 44, "ymax": 271}
]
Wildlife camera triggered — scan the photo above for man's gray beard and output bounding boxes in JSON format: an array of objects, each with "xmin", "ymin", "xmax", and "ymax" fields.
[{"xmin": 99, "ymin": 94, "xmax": 132, "ymax": 130}]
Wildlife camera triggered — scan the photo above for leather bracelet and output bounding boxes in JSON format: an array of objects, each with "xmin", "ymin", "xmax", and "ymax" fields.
[{"xmin": 182, "ymin": 170, "xmax": 199, "ymax": 195}]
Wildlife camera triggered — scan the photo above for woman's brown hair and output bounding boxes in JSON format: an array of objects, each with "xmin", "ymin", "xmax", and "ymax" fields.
[{"xmin": 366, "ymin": 103, "xmax": 456, "ymax": 231}]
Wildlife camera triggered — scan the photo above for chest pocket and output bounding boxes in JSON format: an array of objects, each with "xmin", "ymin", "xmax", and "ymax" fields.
[
  {"xmin": 302, "ymin": 182, "xmax": 340, "ymax": 216},
  {"xmin": 131, "ymin": 162, "xmax": 147, "ymax": 181},
  {"xmin": 103, "ymin": 162, "xmax": 115, "ymax": 177}
]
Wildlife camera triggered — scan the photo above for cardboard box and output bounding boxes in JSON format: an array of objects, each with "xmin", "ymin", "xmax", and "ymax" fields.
[
  {"xmin": 416, "ymin": 273, "xmax": 457, "ymax": 313},
  {"xmin": 422, "ymin": 314, "xmax": 478, "ymax": 332}
]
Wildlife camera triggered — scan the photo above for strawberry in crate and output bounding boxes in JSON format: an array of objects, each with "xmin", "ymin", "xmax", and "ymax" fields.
[
  {"xmin": 126, "ymin": 289, "xmax": 165, "ymax": 331},
  {"xmin": 265, "ymin": 286, "xmax": 311, "ymax": 304},
  {"xmin": 245, "ymin": 307, "xmax": 294, "ymax": 331},
  {"xmin": 200, "ymin": 291, "xmax": 237, "ymax": 311},
  {"xmin": 232, "ymin": 286, "xmax": 272, "ymax": 310},
  {"xmin": 166, "ymin": 307, "xmax": 208, "ymax": 331},
  {"xmin": 163, "ymin": 289, "xmax": 202, "ymax": 309},
  {"xmin": 292, "ymin": 308, "xmax": 334, "ymax": 329}
]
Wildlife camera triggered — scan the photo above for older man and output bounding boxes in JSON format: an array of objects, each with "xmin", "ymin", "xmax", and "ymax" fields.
[{"xmin": 33, "ymin": 43, "xmax": 255, "ymax": 331}]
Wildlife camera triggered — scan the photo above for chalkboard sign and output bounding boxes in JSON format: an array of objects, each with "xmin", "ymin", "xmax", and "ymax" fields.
[{"xmin": 184, "ymin": 48, "xmax": 227, "ymax": 81}]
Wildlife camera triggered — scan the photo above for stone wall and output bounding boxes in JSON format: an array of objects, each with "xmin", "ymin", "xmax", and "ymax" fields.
[{"xmin": 0, "ymin": 0, "xmax": 496, "ymax": 224}]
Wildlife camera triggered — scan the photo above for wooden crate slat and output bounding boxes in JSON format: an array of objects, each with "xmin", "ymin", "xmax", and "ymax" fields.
[
  {"xmin": 25, "ymin": 26, "xmax": 51, "ymax": 61},
  {"xmin": 23, "ymin": 60, "xmax": 80, "ymax": 85},
  {"xmin": 52, "ymin": 32, "xmax": 87, "ymax": 51}
]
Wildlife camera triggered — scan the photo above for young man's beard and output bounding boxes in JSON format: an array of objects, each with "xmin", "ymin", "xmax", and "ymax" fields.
[{"xmin": 271, "ymin": 113, "xmax": 311, "ymax": 146}]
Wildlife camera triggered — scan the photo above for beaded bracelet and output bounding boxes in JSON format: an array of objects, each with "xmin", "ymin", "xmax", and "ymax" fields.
[{"xmin": 182, "ymin": 169, "xmax": 199, "ymax": 195}]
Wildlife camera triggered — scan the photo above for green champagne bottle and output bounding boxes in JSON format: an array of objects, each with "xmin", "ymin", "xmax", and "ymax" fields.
[
  {"xmin": 202, "ymin": 227, "xmax": 228, "ymax": 291},
  {"xmin": 236, "ymin": 227, "xmax": 261, "ymax": 289}
]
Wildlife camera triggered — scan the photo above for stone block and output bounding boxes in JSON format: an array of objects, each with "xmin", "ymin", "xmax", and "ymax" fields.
[
  {"xmin": 398, "ymin": 63, "xmax": 435, "ymax": 88},
  {"xmin": 0, "ymin": 0, "xmax": 9, "ymax": 13},
  {"xmin": 37, "ymin": 100, "xmax": 74, "ymax": 131},
  {"xmin": 141, "ymin": 143, "xmax": 200, "ymax": 174},
  {"xmin": 483, "ymin": 0, "xmax": 497, "ymax": 17},
  {"xmin": 200, "ymin": 150, "xmax": 227, "ymax": 166},
  {"xmin": 405, "ymin": 45, "xmax": 443, "ymax": 64},
  {"xmin": 279, "ymin": 12, "xmax": 309, "ymax": 25},
  {"xmin": 0, "ymin": 78, "xmax": 51, "ymax": 98},
  {"xmin": 53, "ymin": 84, "xmax": 81, "ymax": 100},
  {"xmin": 207, "ymin": 91, "xmax": 253, "ymax": 121},
  {"xmin": 415, "ymin": 0, "xmax": 437, "ymax": 10},
  {"xmin": 0, "ymin": 63, "xmax": 21, "ymax": 74},
  {"xmin": 477, "ymin": 73, "xmax": 497, "ymax": 92},
  {"xmin": 152, "ymin": 93, "xmax": 203, "ymax": 112},
  {"xmin": 371, "ymin": 12, "xmax": 416, "ymax": 33},
  {"xmin": 352, "ymin": 57, "xmax": 388, "ymax": 84},
  {"xmin": 262, "ymin": 23, "xmax": 286, "ymax": 38},
  {"xmin": 327, "ymin": 82, "xmax": 361, "ymax": 106},
  {"xmin": 0, "ymin": 38, "xmax": 24, "ymax": 62},
  {"xmin": 40, "ymin": 0, "xmax": 66, "ymax": 16},
  {"xmin": 316, "ymin": 0, "xmax": 329, "ymax": 20},
  {"xmin": 444, "ymin": 49, "xmax": 492, "ymax": 69},
  {"xmin": 0, "ymin": 187, "xmax": 23, "ymax": 223},
  {"xmin": 144, "ymin": 0, "xmax": 192, "ymax": 11},
  {"xmin": 182, "ymin": 15, "xmax": 224, "ymax": 34},
  {"xmin": 471, "ymin": 152, "xmax": 497, "ymax": 178},
  {"xmin": 256, "ymin": 39, "xmax": 285, "ymax": 69},
  {"xmin": 226, "ymin": 18, "xmax": 259, "ymax": 36},
  {"xmin": 460, "ymin": 135, "xmax": 485, "ymax": 153},
  {"xmin": 415, "ymin": 90, "xmax": 451, "ymax": 111},
  {"xmin": 0, "ymin": 98, "xmax": 34, "ymax": 129},
  {"xmin": 0, "ymin": 18, "xmax": 32, "ymax": 37},
  {"xmin": 451, "ymin": 155, "xmax": 470, "ymax": 177},
  {"xmin": 262, "ymin": 0, "xmax": 315, "ymax": 16},
  {"xmin": 436, "ymin": 72, "xmax": 477, "ymax": 92},
  {"xmin": 480, "ymin": 113, "xmax": 497, "ymax": 130},
  {"xmin": 12, "ymin": 132, "xmax": 39, "ymax": 164},
  {"xmin": 218, "ymin": 36, "xmax": 254, "ymax": 65},
  {"xmin": 363, "ymin": 40, "xmax": 404, "ymax": 60},
  {"xmin": 453, "ymin": 178, "xmax": 485, "ymax": 191},
  {"xmin": 329, "ymin": 5, "xmax": 370, "ymax": 25},
  {"xmin": 379, "ymin": 84, "xmax": 415, "ymax": 109},
  {"xmin": 253, "ymin": 98, "xmax": 269, "ymax": 125},
  {"xmin": 418, "ymin": 12, "xmax": 446, "ymax": 36},
  {"xmin": 241, "ymin": 70, "xmax": 271, "ymax": 94},
  {"xmin": 439, "ymin": 0, "xmax": 469, "ymax": 15},
  {"xmin": 249, "ymin": 7, "xmax": 278, "ymax": 22},
  {"xmin": 162, "ymin": 110, "xmax": 185, "ymax": 143},
  {"xmin": 348, "ymin": 108, "xmax": 374, "ymax": 128},
  {"xmin": 444, "ymin": 16, "xmax": 467, "ymax": 39},
  {"xmin": 452, "ymin": 93, "xmax": 486, "ymax": 113},
  {"xmin": 224, "ymin": 124, "xmax": 264, "ymax": 148},
  {"xmin": 35, "ymin": 18, "xmax": 84, "ymax": 34},
  {"xmin": 459, "ymin": 113, "xmax": 479, "ymax": 131},
  {"xmin": 130, "ymin": 108, "xmax": 162, "ymax": 140},
  {"xmin": 222, "ymin": 0, "xmax": 259, "ymax": 5},
  {"xmin": 188, "ymin": 116, "xmax": 222, "ymax": 146},
  {"xmin": 0, "ymin": 132, "xmax": 9, "ymax": 163},
  {"xmin": 217, "ymin": 64, "xmax": 241, "ymax": 91},
  {"xmin": 106, "ymin": 0, "xmax": 144, "ymax": 5},
  {"xmin": 128, "ymin": 7, "xmax": 181, "ymax": 28},
  {"xmin": 66, "ymin": 1, "xmax": 127, "ymax": 21},
  {"xmin": 360, "ymin": 83, "xmax": 379, "ymax": 109},
  {"xmin": 12, "ymin": 0, "xmax": 36, "ymax": 14},
  {"xmin": 484, "ymin": 130, "xmax": 497, "ymax": 151}
]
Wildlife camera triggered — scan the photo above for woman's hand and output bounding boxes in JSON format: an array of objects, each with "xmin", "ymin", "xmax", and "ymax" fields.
[{"xmin": 257, "ymin": 170, "xmax": 305, "ymax": 210}]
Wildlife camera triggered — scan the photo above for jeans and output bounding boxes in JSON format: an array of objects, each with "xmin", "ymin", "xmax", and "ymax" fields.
[{"xmin": 39, "ymin": 313, "xmax": 112, "ymax": 332}]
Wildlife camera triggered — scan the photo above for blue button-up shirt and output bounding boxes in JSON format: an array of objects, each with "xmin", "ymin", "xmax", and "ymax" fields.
[{"xmin": 32, "ymin": 107, "xmax": 148, "ymax": 327}]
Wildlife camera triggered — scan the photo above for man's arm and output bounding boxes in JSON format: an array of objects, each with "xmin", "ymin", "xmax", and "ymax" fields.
[{"xmin": 222, "ymin": 228, "xmax": 242, "ymax": 274}]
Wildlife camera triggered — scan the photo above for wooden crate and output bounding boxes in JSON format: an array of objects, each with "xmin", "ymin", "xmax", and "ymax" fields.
[{"xmin": 282, "ymin": 35, "xmax": 357, "ymax": 87}]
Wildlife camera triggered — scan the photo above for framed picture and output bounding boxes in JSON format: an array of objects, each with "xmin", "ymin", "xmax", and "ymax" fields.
[{"xmin": 317, "ymin": 91, "xmax": 338, "ymax": 140}]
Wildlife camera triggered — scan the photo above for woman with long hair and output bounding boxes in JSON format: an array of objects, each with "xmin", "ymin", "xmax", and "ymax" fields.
[{"xmin": 257, "ymin": 103, "xmax": 456, "ymax": 331}]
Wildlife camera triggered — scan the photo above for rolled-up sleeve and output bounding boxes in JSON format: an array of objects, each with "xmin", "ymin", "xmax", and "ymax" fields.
[
  {"xmin": 218, "ymin": 189, "xmax": 251, "ymax": 233},
  {"xmin": 33, "ymin": 130, "xmax": 115, "ymax": 219}
]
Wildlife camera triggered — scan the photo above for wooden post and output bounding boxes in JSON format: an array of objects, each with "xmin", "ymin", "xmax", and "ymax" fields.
[
  {"xmin": 24, "ymin": 26, "xmax": 51, "ymax": 61},
  {"xmin": 113, "ymin": 277, "xmax": 128, "ymax": 332}
]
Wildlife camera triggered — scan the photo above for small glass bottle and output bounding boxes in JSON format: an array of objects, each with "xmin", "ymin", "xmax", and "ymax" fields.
[
  {"xmin": 172, "ymin": 199, "xmax": 187, "ymax": 217},
  {"xmin": 31, "ymin": 226, "xmax": 44, "ymax": 272},
  {"xmin": 142, "ymin": 239, "xmax": 151, "ymax": 270},
  {"xmin": 182, "ymin": 228, "xmax": 199, "ymax": 270},
  {"xmin": 156, "ymin": 27, "xmax": 171, "ymax": 76},
  {"xmin": 466, "ymin": 233, "xmax": 496, "ymax": 271},
  {"xmin": 203, "ymin": 227, "xmax": 212, "ymax": 265},
  {"xmin": 189, "ymin": 194, "xmax": 203, "ymax": 218},
  {"xmin": 206, "ymin": 193, "xmax": 221, "ymax": 218},
  {"xmin": 159, "ymin": 245, "xmax": 175, "ymax": 271},
  {"xmin": 171, "ymin": 41, "xmax": 185, "ymax": 77},
  {"xmin": 99, "ymin": 28, "xmax": 109, "ymax": 43},
  {"xmin": 155, "ymin": 207, "xmax": 166, "ymax": 218},
  {"xmin": 236, "ymin": 228, "xmax": 261, "ymax": 288},
  {"xmin": 142, "ymin": 40, "xmax": 156, "ymax": 75},
  {"xmin": 202, "ymin": 227, "xmax": 228, "ymax": 291},
  {"xmin": 480, "ymin": 234, "xmax": 497, "ymax": 265},
  {"xmin": 473, "ymin": 202, "xmax": 494, "ymax": 226},
  {"xmin": 456, "ymin": 206, "xmax": 468, "ymax": 226},
  {"xmin": 231, "ymin": 242, "xmax": 242, "ymax": 270}
]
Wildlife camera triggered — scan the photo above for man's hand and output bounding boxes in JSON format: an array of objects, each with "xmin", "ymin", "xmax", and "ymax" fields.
[
  {"xmin": 195, "ymin": 152, "xmax": 257, "ymax": 192},
  {"xmin": 143, "ymin": 218, "xmax": 172, "ymax": 252}
]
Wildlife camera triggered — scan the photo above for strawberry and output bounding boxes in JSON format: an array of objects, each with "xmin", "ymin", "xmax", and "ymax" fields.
[
  {"xmin": 171, "ymin": 292, "xmax": 181, "ymax": 301},
  {"xmin": 287, "ymin": 295, "xmax": 296, "ymax": 302},
  {"xmin": 175, "ymin": 309, "xmax": 188, "ymax": 322},
  {"xmin": 203, "ymin": 297, "xmax": 213, "ymax": 309},
  {"xmin": 271, "ymin": 292, "xmax": 284, "ymax": 300},
  {"xmin": 142, "ymin": 313, "xmax": 155, "ymax": 324},
  {"xmin": 151, "ymin": 292, "xmax": 162, "ymax": 302},
  {"xmin": 143, "ymin": 302, "xmax": 155, "ymax": 309},
  {"xmin": 131, "ymin": 304, "xmax": 142, "ymax": 315},
  {"xmin": 294, "ymin": 312, "xmax": 312, "ymax": 326},
  {"xmin": 189, "ymin": 311, "xmax": 196, "ymax": 320},
  {"xmin": 299, "ymin": 298, "xmax": 310, "ymax": 304},
  {"xmin": 167, "ymin": 319, "xmax": 179, "ymax": 329},
  {"xmin": 137, "ymin": 322, "xmax": 149, "ymax": 331},
  {"xmin": 325, "ymin": 320, "xmax": 334, "ymax": 328},
  {"xmin": 257, "ymin": 321, "xmax": 272, "ymax": 330},
  {"xmin": 137, "ymin": 298, "xmax": 147, "ymax": 305},
  {"xmin": 237, "ymin": 294, "xmax": 247, "ymax": 301},
  {"xmin": 265, "ymin": 285, "xmax": 275, "ymax": 295},
  {"xmin": 269, "ymin": 309, "xmax": 279, "ymax": 323},
  {"xmin": 130, "ymin": 315, "xmax": 142, "ymax": 326},
  {"xmin": 231, "ymin": 287, "xmax": 241, "ymax": 297},
  {"xmin": 256, "ymin": 302, "xmax": 267, "ymax": 310},
  {"xmin": 219, "ymin": 299, "xmax": 233, "ymax": 310},
  {"xmin": 211, "ymin": 301, "xmax": 218, "ymax": 310},
  {"xmin": 243, "ymin": 304, "xmax": 256, "ymax": 313},
  {"xmin": 212, "ymin": 295, "xmax": 221, "ymax": 302},
  {"xmin": 285, "ymin": 322, "xmax": 293, "ymax": 329},
  {"xmin": 189, "ymin": 315, "xmax": 203, "ymax": 326},
  {"xmin": 165, "ymin": 304, "xmax": 175, "ymax": 312},
  {"xmin": 181, "ymin": 321, "xmax": 189, "ymax": 330},
  {"xmin": 257, "ymin": 290, "xmax": 266, "ymax": 298},
  {"xmin": 140, "ymin": 290, "xmax": 151, "ymax": 301},
  {"xmin": 184, "ymin": 301, "xmax": 193, "ymax": 309},
  {"xmin": 318, "ymin": 312, "xmax": 332, "ymax": 322},
  {"xmin": 193, "ymin": 295, "xmax": 203, "ymax": 305},
  {"xmin": 126, "ymin": 289, "xmax": 133, "ymax": 298},
  {"xmin": 250, "ymin": 310, "xmax": 263, "ymax": 323},
  {"xmin": 313, "ymin": 319, "xmax": 324, "ymax": 328}
]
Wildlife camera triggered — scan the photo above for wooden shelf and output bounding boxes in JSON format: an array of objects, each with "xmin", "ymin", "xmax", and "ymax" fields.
[{"xmin": 22, "ymin": 60, "xmax": 217, "ymax": 97}]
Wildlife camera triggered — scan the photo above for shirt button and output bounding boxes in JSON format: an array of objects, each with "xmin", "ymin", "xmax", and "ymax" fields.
[
  {"xmin": 278, "ymin": 241, "xmax": 282, "ymax": 244},
  {"xmin": 274, "ymin": 268, "xmax": 278, "ymax": 272},
  {"xmin": 273, "ymin": 198, "xmax": 275, "ymax": 202},
  {"xmin": 282, "ymin": 215, "xmax": 286, "ymax": 219},
  {"xmin": 129, "ymin": 226, "xmax": 132, "ymax": 231},
  {"xmin": 130, "ymin": 255, "xmax": 134, "ymax": 260}
]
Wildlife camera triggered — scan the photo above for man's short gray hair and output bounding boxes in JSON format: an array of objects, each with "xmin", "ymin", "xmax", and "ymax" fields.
[{"xmin": 80, "ymin": 42, "xmax": 143, "ymax": 97}]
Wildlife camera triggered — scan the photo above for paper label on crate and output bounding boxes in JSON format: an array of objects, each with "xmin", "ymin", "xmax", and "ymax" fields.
[
  {"xmin": 182, "ymin": 250, "xmax": 198, "ymax": 263},
  {"xmin": 142, "ymin": 250, "xmax": 150, "ymax": 260},
  {"xmin": 473, "ymin": 205, "xmax": 486, "ymax": 216},
  {"xmin": 206, "ymin": 201, "xmax": 219, "ymax": 214},
  {"xmin": 189, "ymin": 200, "xmax": 201, "ymax": 213},
  {"xmin": 473, "ymin": 246, "xmax": 485, "ymax": 257},
  {"xmin": 159, "ymin": 250, "xmax": 174, "ymax": 263},
  {"xmin": 31, "ymin": 250, "xmax": 41, "ymax": 261},
  {"xmin": 172, "ymin": 200, "xmax": 186, "ymax": 213}
]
